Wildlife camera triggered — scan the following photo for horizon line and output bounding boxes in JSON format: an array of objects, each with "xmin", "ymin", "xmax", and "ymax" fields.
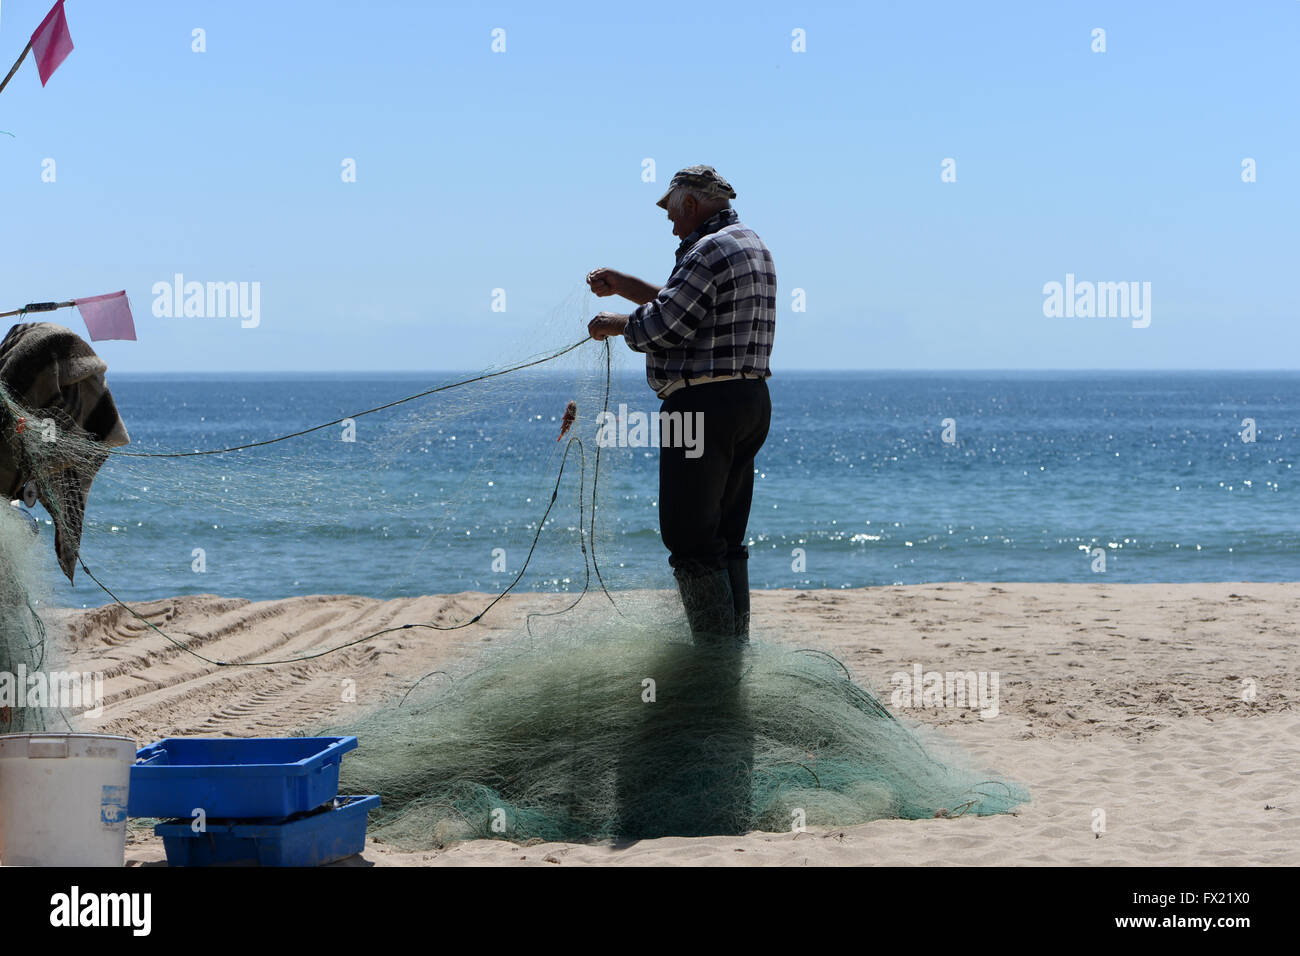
[{"xmin": 104, "ymin": 367, "xmax": 1300, "ymax": 376}]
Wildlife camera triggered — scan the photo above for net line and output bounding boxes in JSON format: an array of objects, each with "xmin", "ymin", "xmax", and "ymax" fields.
[
  {"xmin": 7, "ymin": 335, "xmax": 623, "ymax": 668},
  {"xmin": 109, "ymin": 335, "xmax": 592, "ymax": 458}
]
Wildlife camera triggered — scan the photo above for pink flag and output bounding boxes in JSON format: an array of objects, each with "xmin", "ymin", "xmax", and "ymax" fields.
[
  {"xmin": 75, "ymin": 291, "xmax": 136, "ymax": 342},
  {"xmin": 30, "ymin": 1, "xmax": 75, "ymax": 87}
]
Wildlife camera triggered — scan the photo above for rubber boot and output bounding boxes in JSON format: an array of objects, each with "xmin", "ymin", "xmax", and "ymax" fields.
[
  {"xmin": 674, "ymin": 567, "xmax": 737, "ymax": 645},
  {"xmin": 726, "ymin": 557, "xmax": 750, "ymax": 642}
]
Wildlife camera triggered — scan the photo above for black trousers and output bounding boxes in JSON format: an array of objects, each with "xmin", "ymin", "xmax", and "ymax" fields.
[{"xmin": 658, "ymin": 377, "xmax": 771, "ymax": 578}]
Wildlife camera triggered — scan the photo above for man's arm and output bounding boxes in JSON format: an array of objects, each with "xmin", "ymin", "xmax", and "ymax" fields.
[
  {"xmin": 587, "ymin": 268, "xmax": 662, "ymax": 306},
  {"xmin": 621, "ymin": 252, "xmax": 714, "ymax": 353},
  {"xmin": 615, "ymin": 274, "xmax": 663, "ymax": 306},
  {"xmin": 587, "ymin": 312, "xmax": 628, "ymax": 341}
]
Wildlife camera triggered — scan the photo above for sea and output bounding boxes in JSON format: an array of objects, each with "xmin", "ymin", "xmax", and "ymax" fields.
[{"xmin": 31, "ymin": 371, "xmax": 1300, "ymax": 607}]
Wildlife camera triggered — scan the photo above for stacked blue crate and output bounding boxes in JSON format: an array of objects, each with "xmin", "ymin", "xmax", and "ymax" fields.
[{"xmin": 128, "ymin": 736, "xmax": 380, "ymax": 867}]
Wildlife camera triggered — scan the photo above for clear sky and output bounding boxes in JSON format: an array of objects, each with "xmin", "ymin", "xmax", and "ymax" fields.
[{"xmin": 0, "ymin": 0, "xmax": 1296, "ymax": 372}]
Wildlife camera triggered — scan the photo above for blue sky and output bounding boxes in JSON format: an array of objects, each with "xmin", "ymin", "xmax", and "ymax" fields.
[{"xmin": 0, "ymin": 0, "xmax": 1296, "ymax": 372}]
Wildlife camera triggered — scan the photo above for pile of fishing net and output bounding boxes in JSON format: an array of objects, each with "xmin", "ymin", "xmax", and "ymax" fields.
[{"xmin": 332, "ymin": 599, "xmax": 1027, "ymax": 847}]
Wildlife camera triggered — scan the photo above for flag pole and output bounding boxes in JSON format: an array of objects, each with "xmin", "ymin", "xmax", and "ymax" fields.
[
  {"xmin": 0, "ymin": 300, "xmax": 75, "ymax": 320},
  {"xmin": 0, "ymin": 41, "xmax": 32, "ymax": 98}
]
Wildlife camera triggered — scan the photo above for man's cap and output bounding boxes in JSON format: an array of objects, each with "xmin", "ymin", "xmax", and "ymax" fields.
[{"xmin": 656, "ymin": 165, "xmax": 737, "ymax": 209}]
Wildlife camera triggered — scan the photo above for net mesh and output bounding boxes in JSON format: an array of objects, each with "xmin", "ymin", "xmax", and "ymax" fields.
[
  {"xmin": 0, "ymin": 502, "xmax": 56, "ymax": 732},
  {"xmin": 329, "ymin": 596, "xmax": 1026, "ymax": 846},
  {"xmin": 0, "ymin": 293, "xmax": 1027, "ymax": 844}
]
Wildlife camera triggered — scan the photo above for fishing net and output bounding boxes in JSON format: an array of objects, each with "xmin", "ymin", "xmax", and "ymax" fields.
[
  {"xmin": 0, "ymin": 501, "xmax": 56, "ymax": 732},
  {"xmin": 0, "ymin": 290, "xmax": 1027, "ymax": 843},
  {"xmin": 2, "ymin": 289, "xmax": 625, "ymax": 610},
  {"xmin": 330, "ymin": 595, "xmax": 1026, "ymax": 846}
]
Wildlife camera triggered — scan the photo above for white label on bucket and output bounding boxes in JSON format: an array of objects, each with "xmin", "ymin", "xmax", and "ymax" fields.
[{"xmin": 100, "ymin": 785, "xmax": 128, "ymax": 829}]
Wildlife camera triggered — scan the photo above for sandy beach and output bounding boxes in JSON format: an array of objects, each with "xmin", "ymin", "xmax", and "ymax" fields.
[{"xmin": 49, "ymin": 582, "xmax": 1297, "ymax": 867}]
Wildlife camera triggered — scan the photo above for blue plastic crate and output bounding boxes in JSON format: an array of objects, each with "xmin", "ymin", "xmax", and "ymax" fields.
[
  {"xmin": 154, "ymin": 795, "xmax": 380, "ymax": 867},
  {"xmin": 128, "ymin": 736, "xmax": 358, "ymax": 819}
]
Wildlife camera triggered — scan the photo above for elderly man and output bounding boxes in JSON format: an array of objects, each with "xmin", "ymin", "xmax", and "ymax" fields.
[{"xmin": 587, "ymin": 165, "xmax": 775, "ymax": 644}]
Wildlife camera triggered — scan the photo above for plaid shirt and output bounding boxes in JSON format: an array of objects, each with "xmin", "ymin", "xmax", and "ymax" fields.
[{"xmin": 623, "ymin": 208, "xmax": 776, "ymax": 395}]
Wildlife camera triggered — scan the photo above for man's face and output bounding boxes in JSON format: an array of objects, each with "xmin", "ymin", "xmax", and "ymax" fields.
[{"xmin": 667, "ymin": 192, "xmax": 698, "ymax": 239}]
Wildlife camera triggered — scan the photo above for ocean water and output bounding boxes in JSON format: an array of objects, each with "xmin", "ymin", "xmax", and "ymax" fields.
[{"xmin": 39, "ymin": 371, "xmax": 1300, "ymax": 606}]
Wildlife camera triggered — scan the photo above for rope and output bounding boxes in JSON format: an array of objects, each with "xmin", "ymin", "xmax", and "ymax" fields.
[
  {"xmin": 112, "ymin": 336, "xmax": 592, "ymax": 458},
  {"xmin": 68, "ymin": 338, "xmax": 619, "ymax": 668}
]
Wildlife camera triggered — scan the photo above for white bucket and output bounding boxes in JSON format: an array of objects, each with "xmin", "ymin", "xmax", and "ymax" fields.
[{"xmin": 0, "ymin": 733, "xmax": 136, "ymax": 867}]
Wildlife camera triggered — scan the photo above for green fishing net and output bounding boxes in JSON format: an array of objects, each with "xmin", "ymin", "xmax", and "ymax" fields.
[
  {"xmin": 0, "ymin": 305, "xmax": 1028, "ymax": 845},
  {"xmin": 330, "ymin": 597, "xmax": 1027, "ymax": 847},
  {"xmin": 0, "ymin": 502, "xmax": 54, "ymax": 733}
]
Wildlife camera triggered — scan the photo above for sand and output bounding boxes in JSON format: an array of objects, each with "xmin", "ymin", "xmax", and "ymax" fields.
[{"xmin": 52, "ymin": 583, "xmax": 1299, "ymax": 866}]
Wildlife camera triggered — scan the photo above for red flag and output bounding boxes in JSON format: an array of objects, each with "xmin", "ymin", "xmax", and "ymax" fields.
[
  {"xmin": 75, "ymin": 291, "xmax": 136, "ymax": 342},
  {"xmin": 30, "ymin": 1, "xmax": 75, "ymax": 87}
]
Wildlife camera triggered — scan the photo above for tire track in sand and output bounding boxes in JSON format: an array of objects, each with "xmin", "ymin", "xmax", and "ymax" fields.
[{"xmin": 56, "ymin": 591, "xmax": 572, "ymax": 743}]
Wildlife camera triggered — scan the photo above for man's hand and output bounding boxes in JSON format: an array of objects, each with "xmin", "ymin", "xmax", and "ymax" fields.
[
  {"xmin": 588, "ymin": 312, "xmax": 629, "ymax": 341},
  {"xmin": 586, "ymin": 267, "xmax": 626, "ymax": 298}
]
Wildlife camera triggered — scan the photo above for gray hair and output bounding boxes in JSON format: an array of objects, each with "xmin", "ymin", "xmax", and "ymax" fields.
[{"xmin": 665, "ymin": 187, "xmax": 731, "ymax": 218}]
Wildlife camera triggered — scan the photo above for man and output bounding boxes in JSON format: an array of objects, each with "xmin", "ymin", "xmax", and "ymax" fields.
[{"xmin": 587, "ymin": 165, "xmax": 775, "ymax": 644}]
